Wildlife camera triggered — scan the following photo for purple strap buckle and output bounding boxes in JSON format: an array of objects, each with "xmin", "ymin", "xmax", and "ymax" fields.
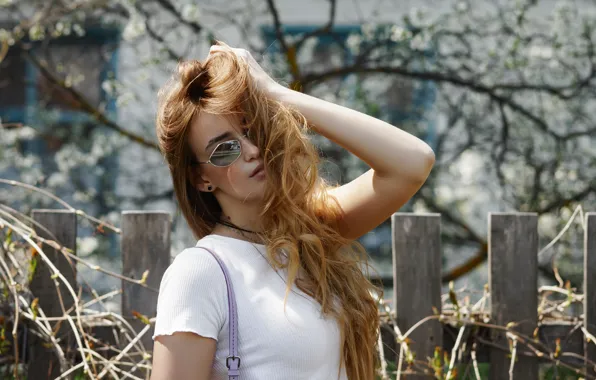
[{"xmin": 197, "ymin": 247, "xmax": 240, "ymax": 380}]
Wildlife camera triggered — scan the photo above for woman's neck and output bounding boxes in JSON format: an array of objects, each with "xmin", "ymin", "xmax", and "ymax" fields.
[
  {"xmin": 215, "ymin": 194, "xmax": 264, "ymax": 231},
  {"xmin": 212, "ymin": 192, "xmax": 266, "ymax": 243},
  {"xmin": 212, "ymin": 223, "xmax": 265, "ymax": 245}
]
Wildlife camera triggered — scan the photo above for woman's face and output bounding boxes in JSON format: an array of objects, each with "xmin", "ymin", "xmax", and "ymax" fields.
[{"xmin": 188, "ymin": 111, "xmax": 266, "ymax": 203}]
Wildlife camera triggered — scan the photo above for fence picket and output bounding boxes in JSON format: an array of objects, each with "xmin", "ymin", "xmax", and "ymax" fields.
[
  {"xmin": 585, "ymin": 212, "xmax": 596, "ymax": 377},
  {"xmin": 29, "ymin": 209, "xmax": 77, "ymax": 380},
  {"xmin": 489, "ymin": 213, "xmax": 538, "ymax": 380},
  {"xmin": 121, "ymin": 211, "xmax": 171, "ymax": 373},
  {"xmin": 392, "ymin": 213, "xmax": 442, "ymax": 374}
]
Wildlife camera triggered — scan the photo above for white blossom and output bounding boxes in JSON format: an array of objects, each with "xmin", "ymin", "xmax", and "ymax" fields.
[
  {"xmin": 181, "ymin": 4, "xmax": 201, "ymax": 22},
  {"xmin": 77, "ymin": 236, "xmax": 99, "ymax": 257},
  {"xmin": 116, "ymin": 92, "xmax": 136, "ymax": 107},
  {"xmin": 528, "ymin": 45, "xmax": 553, "ymax": 60},
  {"xmin": 123, "ymin": 14, "xmax": 146, "ymax": 41},
  {"xmin": 346, "ymin": 34, "xmax": 361, "ymax": 55},
  {"xmin": 101, "ymin": 80, "xmax": 118, "ymax": 96},
  {"xmin": 46, "ymin": 172, "xmax": 67, "ymax": 188},
  {"xmin": 72, "ymin": 23, "xmax": 85, "ymax": 37},
  {"xmin": 361, "ymin": 23, "xmax": 375, "ymax": 40},
  {"xmin": 55, "ymin": 144, "xmax": 85, "ymax": 172},
  {"xmin": 456, "ymin": 1, "xmax": 469, "ymax": 12},
  {"xmin": 390, "ymin": 26, "xmax": 412, "ymax": 42},
  {"xmin": 410, "ymin": 32, "xmax": 431, "ymax": 51},
  {"xmin": 0, "ymin": 28, "xmax": 11, "ymax": 43},
  {"xmin": 73, "ymin": 190, "xmax": 93, "ymax": 202},
  {"xmin": 16, "ymin": 126, "xmax": 36, "ymax": 140},
  {"xmin": 28, "ymin": 24, "xmax": 45, "ymax": 41}
]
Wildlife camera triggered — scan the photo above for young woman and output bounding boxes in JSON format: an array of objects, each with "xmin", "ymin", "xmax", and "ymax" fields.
[{"xmin": 150, "ymin": 42, "xmax": 435, "ymax": 380}]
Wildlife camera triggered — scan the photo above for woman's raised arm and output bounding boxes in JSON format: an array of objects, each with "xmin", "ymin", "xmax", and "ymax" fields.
[
  {"xmin": 208, "ymin": 45, "xmax": 435, "ymax": 240},
  {"xmin": 275, "ymin": 87, "xmax": 435, "ymax": 240}
]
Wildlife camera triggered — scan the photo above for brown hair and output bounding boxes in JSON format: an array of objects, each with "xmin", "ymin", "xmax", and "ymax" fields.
[{"xmin": 155, "ymin": 42, "xmax": 382, "ymax": 379}]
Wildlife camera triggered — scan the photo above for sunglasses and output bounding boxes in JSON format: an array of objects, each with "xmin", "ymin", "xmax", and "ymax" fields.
[{"xmin": 193, "ymin": 129, "xmax": 253, "ymax": 167}]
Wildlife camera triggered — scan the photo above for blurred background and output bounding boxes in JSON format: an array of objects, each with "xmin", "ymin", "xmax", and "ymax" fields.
[{"xmin": 1, "ymin": 0, "xmax": 594, "ymax": 311}]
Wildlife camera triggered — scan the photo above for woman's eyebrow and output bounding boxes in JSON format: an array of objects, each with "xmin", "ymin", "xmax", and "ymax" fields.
[{"xmin": 205, "ymin": 131, "xmax": 234, "ymax": 150}]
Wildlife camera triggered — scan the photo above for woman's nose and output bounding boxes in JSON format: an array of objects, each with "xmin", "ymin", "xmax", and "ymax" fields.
[{"xmin": 241, "ymin": 136, "xmax": 260, "ymax": 160}]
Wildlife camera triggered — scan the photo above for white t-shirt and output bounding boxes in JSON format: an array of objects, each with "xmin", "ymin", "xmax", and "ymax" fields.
[{"xmin": 152, "ymin": 234, "xmax": 347, "ymax": 380}]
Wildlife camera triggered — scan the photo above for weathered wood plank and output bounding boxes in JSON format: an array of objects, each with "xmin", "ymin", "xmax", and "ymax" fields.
[
  {"xmin": 121, "ymin": 211, "xmax": 170, "ymax": 362},
  {"xmin": 489, "ymin": 213, "xmax": 538, "ymax": 380},
  {"xmin": 392, "ymin": 213, "xmax": 442, "ymax": 375},
  {"xmin": 379, "ymin": 322, "xmax": 398, "ymax": 364},
  {"xmin": 29, "ymin": 209, "xmax": 77, "ymax": 380},
  {"xmin": 586, "ymin": 212, "xmax": 596, "ymax": 377}
]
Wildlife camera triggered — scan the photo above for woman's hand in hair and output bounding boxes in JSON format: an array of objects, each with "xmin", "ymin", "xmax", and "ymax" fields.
[{"xmin": 208, "ymin": 44, "xmax": 289, "ymax": 98}]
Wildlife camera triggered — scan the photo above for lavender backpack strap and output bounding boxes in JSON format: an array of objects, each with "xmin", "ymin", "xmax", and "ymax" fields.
[{"xmin": 196, "ymin": 247, "xmax": 240, "ymax": 380}]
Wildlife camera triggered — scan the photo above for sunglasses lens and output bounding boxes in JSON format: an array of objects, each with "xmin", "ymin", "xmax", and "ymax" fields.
[{"xmin": 210, "ymin": 140, "xmax": 241, "ymax": 166}]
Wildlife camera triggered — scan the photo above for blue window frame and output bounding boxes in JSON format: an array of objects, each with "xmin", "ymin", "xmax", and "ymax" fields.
[{"xmin": 0, "ymin": 26, "xmax": 121, "ymax": 145}]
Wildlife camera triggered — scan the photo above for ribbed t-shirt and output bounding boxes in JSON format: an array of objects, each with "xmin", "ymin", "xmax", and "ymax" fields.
[{"xmin": 152, "ymin": 234, "xmax": 347, "ymax": 380}]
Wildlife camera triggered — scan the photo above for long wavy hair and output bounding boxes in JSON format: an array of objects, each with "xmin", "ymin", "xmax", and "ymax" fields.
[{"xmin": 155, "ymin": 42, "xmax": 382, "ymax": 380}]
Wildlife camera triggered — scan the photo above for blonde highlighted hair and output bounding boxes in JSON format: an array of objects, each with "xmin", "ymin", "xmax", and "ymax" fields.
[{"xmin": 155, "ymin": 42, "xmax": 382, "ymax": 379}]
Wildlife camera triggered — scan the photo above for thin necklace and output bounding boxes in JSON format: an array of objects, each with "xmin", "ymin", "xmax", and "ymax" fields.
[
  {"xmin": 216, "ymin": 220, "xmax": 265, "ymax": 245},
  {"xmin": 216, "ymin": 219, "xmax": 259, "ymax": 234}
]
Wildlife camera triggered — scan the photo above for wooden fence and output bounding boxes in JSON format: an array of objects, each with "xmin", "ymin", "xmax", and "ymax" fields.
[{"xmin": 23, "ymin": 210, "xmax": 596, "ymax": 379}]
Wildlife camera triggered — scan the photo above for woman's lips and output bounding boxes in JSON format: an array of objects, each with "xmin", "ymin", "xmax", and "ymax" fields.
[
  {"xmin": 249, "ymin": 164, "xmax": 264, "ymax": 178},
  {"xmin": 251, "ymin": 168, "xmax": 264, "ymax": 179}
]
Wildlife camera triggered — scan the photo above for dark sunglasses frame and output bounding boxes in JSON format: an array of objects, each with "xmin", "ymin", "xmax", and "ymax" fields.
[{"xmin": 191, "ymin": 129, "xmax": 252, "ymax": 168}]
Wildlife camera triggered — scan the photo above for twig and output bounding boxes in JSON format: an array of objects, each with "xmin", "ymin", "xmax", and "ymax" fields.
[
  {"xmin": 0, "ymin": 179, "xmax": 72, "ymax": 209},
  {"xmin": 446, "ymin": 326, "xmax": 466, "ymax": 379},
  {"xmin": 96, "ymin": 323, "xmax": 152, "ymax": 379},
  {"xmin": 508, "ymin": 333, "xmax": 517, "ymax": 380},
  {"xmin": 582, "ymin": 327, "xmax": 596, "ymax": 349},
  {"xmin": 538, "ymin": 205, "xmax": 584, "ymax": 260},
  {"xmin": 396, "ymin": 339, "xmax": 404, "ymax": 380},
  {"xmin": 401, "ymin": 315, "xmax": 442, "ymax": 341},
  {"xmin": 3, "ymin": 220, "xmax": 93, "ymax": 375},
  {"xmin": 56, "ymin": 243, "xmax": 156, "ymax": 291},
  {"xmin": 0, "ymin": 178, "xmax": 121, "ymax": 234},
  {"xmin": 0, "ymin": 257, "xmax": 67, "ymax": 371},
  {"xmin": 376, "ymin": 325, "xmax": 389, "ymax": 380},
  {"xmin": 471, "ymin": 343, "xmax": 482, "ymax": 380},
  {"xmin": 82, "ymin": 289, "xmax": 123, "ymax": 309},
  {"xmin": 6, "ymin": 272, "xmax": 20, "ymax": 379}
]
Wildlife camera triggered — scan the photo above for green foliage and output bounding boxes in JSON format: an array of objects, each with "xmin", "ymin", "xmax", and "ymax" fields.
[
  {"xmin": 0, "ymin": 325, "xmax": 11, "ymax": 355},
  {"xmin": 26, "ymin": 252, "xmax": 37, "ymax": 284}
]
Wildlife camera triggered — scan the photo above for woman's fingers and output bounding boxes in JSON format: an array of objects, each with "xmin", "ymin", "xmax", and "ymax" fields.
[
  {"xmin": 208, "ymin": 45, "xmax": 224, "ymax": 54},
  {"xmin": 209, "ymin": 45, "xmax": 251, "ymax": 59},
  {"xmin": 208, "ymin": 47, "xmax": 260, "ymax": 72},
  {"xmin": 203, "ymin": 44, "xmax": 284, "ymax": 96},
  {"xmin": 205, "ymin": 45, "xmax": 271, "ymax": 85}
]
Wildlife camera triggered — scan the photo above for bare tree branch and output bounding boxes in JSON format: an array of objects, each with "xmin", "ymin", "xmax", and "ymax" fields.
[
  {"xmin": 134, "ymin": 3, "xmax": 182, "ymax": 62},
  {"xmin": 153, "ymin": 0, "xmax": 202, "ymax": 35},
  {"xmin": 23, "ymin": 49, "xmax": 160, "ymax": 151},
  {"xmin": 300, "ymin": 65, "xmax": 596, "ymax": 140},
  {"xmin": 294, "ymin": 0, "xmax": 337, "ymax": 50},
  {"xmin": 264, "ymin": 0, "xmax": 290, "ymax": 54}
]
